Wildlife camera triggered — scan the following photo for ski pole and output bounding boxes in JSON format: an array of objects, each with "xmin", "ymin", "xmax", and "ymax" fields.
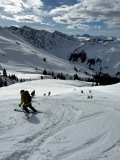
[{"xmin": 32, "ymin": 100, "xmax": 40, "ymax": 105}]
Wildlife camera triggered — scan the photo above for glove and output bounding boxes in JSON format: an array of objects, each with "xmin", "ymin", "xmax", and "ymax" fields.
[{"xmin": 19, "ymin": 104, "xmax": 21, "ymax": 107}]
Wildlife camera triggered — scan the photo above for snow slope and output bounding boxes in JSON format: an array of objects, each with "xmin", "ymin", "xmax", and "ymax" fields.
[
  {"xmin": 6, "ymin": 26, "xmax": 81, "ymax": 59},
  {"xmin": 0, "ymin": 79, "xmax": 120, "ymax": 160},
  {"xmin": 70, "ymin": 41, "xmax": 120, "ymax": 76},
  {"xmin": 0, "ymin": 27, "xmax": 93, "ymax": 81},
  {"xmin": 0, "ymin": 26, "xmax": 120, "ymax": 160},
  {"xmin": 6, "ymin": 26, "xmax": 120, "ymax": 77}
]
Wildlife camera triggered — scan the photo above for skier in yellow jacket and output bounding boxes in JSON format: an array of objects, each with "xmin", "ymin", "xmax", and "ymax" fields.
[{"xmin": 19, "ymin": 90, "xmax": 37, "ymax": 113}]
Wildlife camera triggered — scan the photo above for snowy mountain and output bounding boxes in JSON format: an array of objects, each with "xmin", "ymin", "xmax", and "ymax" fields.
[
  {"xmin": 5, "ymin": 26, "xmax": 120, "ymax": 81},
  {"xmin": 0, "ymin": 26, "xmax": 120, "ymax": 160},
  {"xmin": 74, "ymin": 34, "xmax": 117, "ymax": 42},
  {"xmin": 69, "ymin": 40, "xmax": 120, "ymax": 77},
  {"xmin": 0, "ymin": 27, "xmax": 94, "ymax": 87},
  {"xmin": 6, "ymin": 26, "xmax": 80, "ymax": 59}
]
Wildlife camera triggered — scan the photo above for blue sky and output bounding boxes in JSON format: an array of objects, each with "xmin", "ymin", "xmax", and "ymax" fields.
[{"xmin": 0, "ymin": 0, "xmax": 120, "ymax": 36}]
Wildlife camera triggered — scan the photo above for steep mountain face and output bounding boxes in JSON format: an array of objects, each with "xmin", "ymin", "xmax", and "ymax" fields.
[
  {"xmin": 6, "ymin": 26, "xmax": 81, "ymax": 59},
  {"xmin": 0, "ymin": 27, "xmax": 94, "ymax": 86},
  {"xmin": 5, "ymin": 26, "xmax": 120, "ymax": 79},
  {"xmin": 69, "ymin": 41, "xmax": 120, "ymax": 77}
]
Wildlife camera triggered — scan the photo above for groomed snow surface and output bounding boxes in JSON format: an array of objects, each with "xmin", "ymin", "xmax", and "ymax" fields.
[{"xmin": 0, "ymin": 79, "xmax": 120, "ymax": 160}]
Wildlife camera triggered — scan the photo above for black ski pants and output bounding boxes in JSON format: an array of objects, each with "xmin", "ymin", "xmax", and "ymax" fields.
[{"xmin": 23, "ymin": 104, "xmax": 37, "ymax": 112}]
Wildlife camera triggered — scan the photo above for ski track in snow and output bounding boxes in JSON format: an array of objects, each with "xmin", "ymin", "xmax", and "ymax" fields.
[
  {"xmin": 0, "ymin": 82, "xmax": 120, "ymax": 160},
  {"xmin": 0, "ymin": 27, "xmax": 120, "ymax": 160}
]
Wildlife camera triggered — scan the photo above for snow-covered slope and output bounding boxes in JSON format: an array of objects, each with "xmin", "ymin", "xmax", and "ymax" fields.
[
  {"xmin": 6, "ymin": 26, "xmax": 120, "ymax": 78},
  {"xmin": 69, "ymin": 41, "xmax": 120, "ymax": 77},
  {"xmin": 0, "ymin": 26, "xmax": 120, "ymax": 160},
  {"xmin": 0, "ymin": 79, "xmax": 120, "ymax": 160},
  {"xmin": 6, "ymin": 26, "xmax": 81, "ymax": 59},
  {"xmin": 0, "ymin": 27, "xmax": 93, "ymax": 82}
]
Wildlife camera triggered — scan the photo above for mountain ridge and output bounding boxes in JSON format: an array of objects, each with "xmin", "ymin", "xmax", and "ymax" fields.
[
  {"xmin": 5, "ymin": 26, "xmax": 120, "ymax": 79},
  {"xmin": 0, "ymin": 27, "xmax": 95, "ymax": 87},
  {"xmin": 6, "ymin": 26, "xmax": 81, "ymax": 59}
]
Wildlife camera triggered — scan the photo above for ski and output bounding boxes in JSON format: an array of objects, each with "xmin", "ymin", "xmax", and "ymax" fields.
[
  {"xmin": 14, "ymin": 109, "xmax": 30, "ymax": 119},
  {"xmin": 14, "ymin": 108, "xmax": 43, "ymax": 114}
]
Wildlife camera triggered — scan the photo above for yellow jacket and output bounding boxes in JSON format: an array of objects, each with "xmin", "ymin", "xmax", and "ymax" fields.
[{"xmin": 20, "ymin": 92, "xmax": 31, "ymax": 106}]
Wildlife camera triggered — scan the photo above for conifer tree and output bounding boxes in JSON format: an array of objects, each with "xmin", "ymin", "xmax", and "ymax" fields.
[
  {"xmin": 4, "ymin": 81, "xmax": 7, "ymax": 86},
  {"xmin": 3, "ymin": 69, "xmax": 7, "ymax": 77},
  {"xmin": 43, "ymin": 69, "xmax": 47, "ymax": 75},
  {"xmin": 0, "ymin": 78, "xmax": 3, "ymax": 87}
]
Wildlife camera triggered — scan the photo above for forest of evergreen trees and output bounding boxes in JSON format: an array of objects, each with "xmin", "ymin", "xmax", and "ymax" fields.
[
  {"xmin": 0, "ymin": 67, "xmax": 119, "ymax": 88},
  {"xmin": 93, "ymin": 73, "xmax": 120, "ymax": 85},
  {"xmin": 0, "ymin": 68, "xmax": 25, "ymax": 87}
]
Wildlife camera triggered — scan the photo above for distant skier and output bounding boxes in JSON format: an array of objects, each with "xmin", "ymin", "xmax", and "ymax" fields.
[{"xmin": 19, "ymin": 90, "xmax": 37, "ymax": 113}]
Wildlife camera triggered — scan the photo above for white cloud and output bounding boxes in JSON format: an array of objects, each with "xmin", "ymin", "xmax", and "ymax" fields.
[
  {"xmin": 105, "ymin": 19, "xmax": 120, "ymax": 28},
  {"xmin": 93, "ymin": 26, "xmax": 101, "ymax": 29},
  {"xmin": 50, "ymin": 0, "xmax": 120, "ymax": 29},
  {"xmin": 0, "ymin": 14, "xmax": 42, "ymax": 23},
  {"xmin": 0, "ymin": 0, "xmax": 120, "ymax": 30},
  {"xmin": 67, "ymin": 24, "xmax": 90, "ymax": 30},
  {"xmin": 0, "ymin": 0, "xmax": 43, "ymax": 13},
  {"xmin": 13, "ymin": 15, "xmax": 42, "ymax": 23},
  {"xmin": 0, "ymin": 15, "xmax": 13, "ymax": 20},
  {"xmin": 21, "ymin": 0, "xmax": 43, "ymax": 8},
  {"xmin": 0, "ymin": 0, "xmax": 23, "ymax": 14},
  {"xmin": 0, "ymin": 0, "xmax": 44, "ymax": 22}
]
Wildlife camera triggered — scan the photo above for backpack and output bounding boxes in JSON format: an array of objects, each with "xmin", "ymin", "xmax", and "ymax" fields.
[
  {"xmin": 31, "ymin": 90, "xmax": 35, "ymax": 98},
  {"xmin": 23, "ymin": 91, "xmax": 31, "ymax": 104}
]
